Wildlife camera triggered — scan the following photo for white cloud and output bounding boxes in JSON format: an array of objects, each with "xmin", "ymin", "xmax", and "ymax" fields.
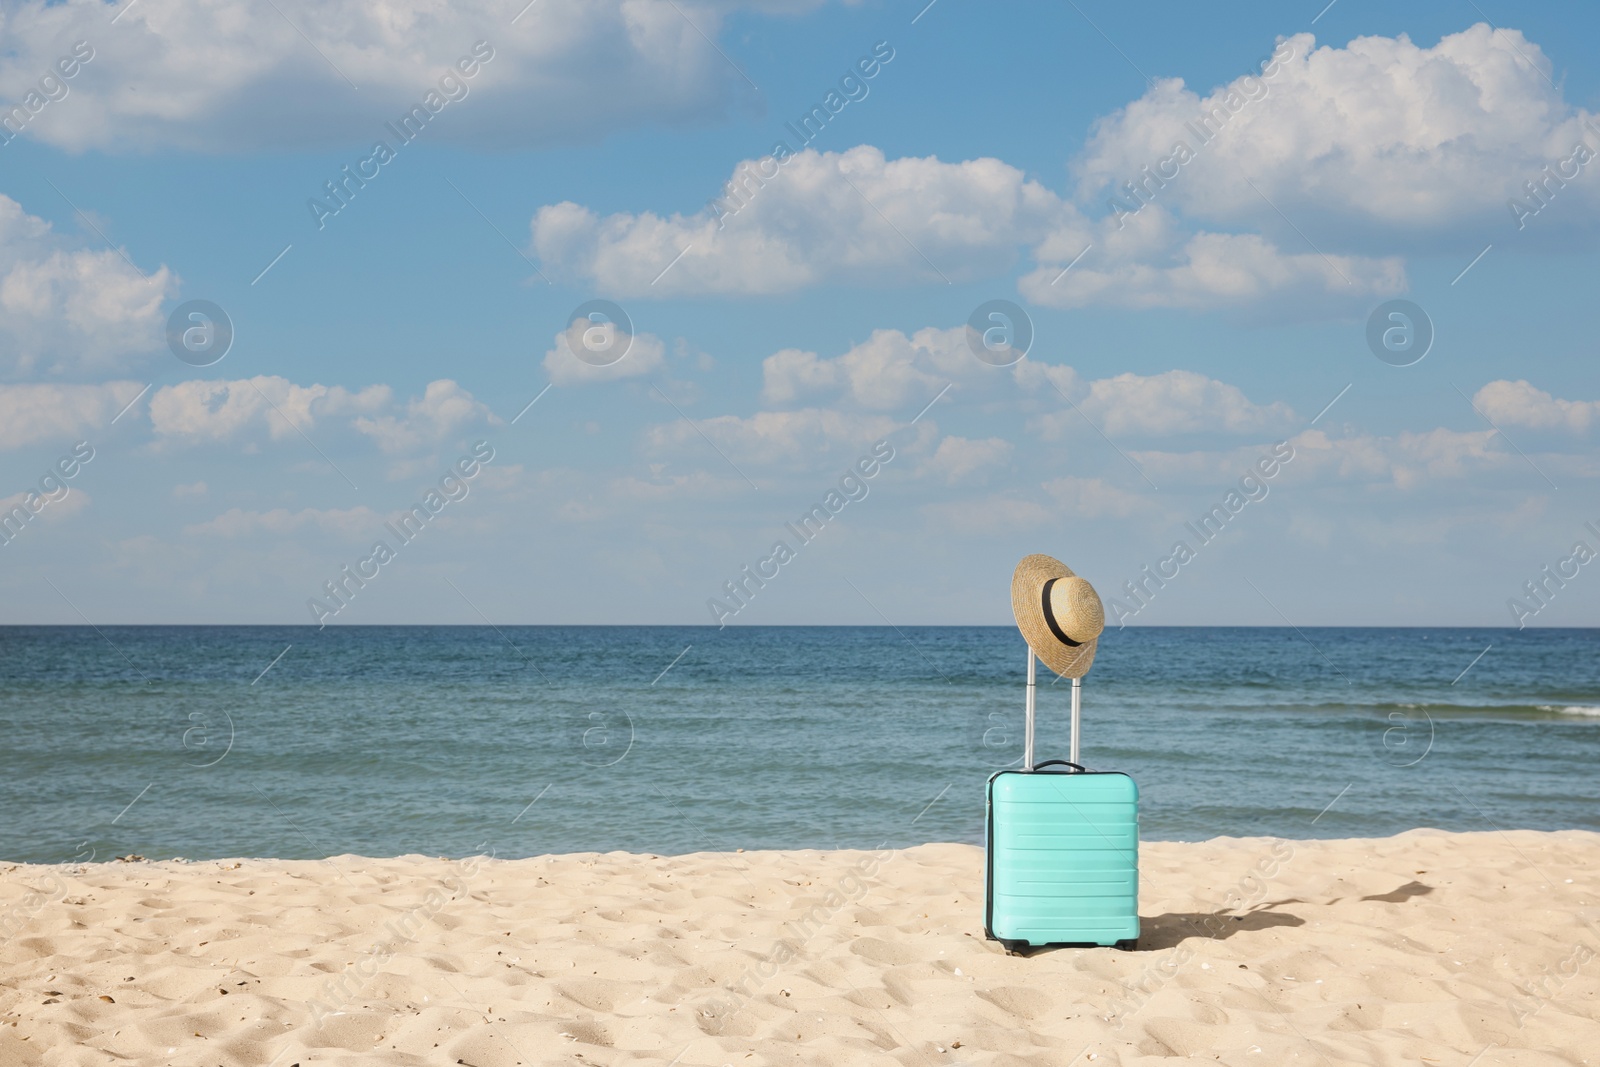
[
  {"xmin": 646, "ymin": 407, "xmax": 907, "ymax": 466},
  {"xmin": 1298, "ymin": 427, "xmax": 1509, "ymax": 490},
  {"xmin": 172, "ymin": 480, "xmax": 207, "ymax": 497},
  {"xmin": 148, "ymin": 376, "xmax": 390, "ymax": 443},
  {"xmin": 353, "ymin": 379, "xmax": 499, "ymax": 453},
  {"xmin": 1072, "ymin": 25, "xmax": 1600, "ymax": 239},
  {"xmin": 184, "ymin": 505, "xmax": 381, "ymax": 538},
  {"xmin": 0, "ymin": 0, "xmax": 787, "ymax": 152},
  {"xmin": 761, "ymin": 348, "xmax": 839, "ymax": 405},
  {"xmin": 1041, "ymin": 476, "xmax": 1150, "ymax": 518},
  {"xmin": 527, "ymin": 24, "xmax": 1600, "ymax": 309},
  {"xmin": 1020, "ymin": 221, "xmax": 1405, "ymax": 310},
  {"xmin": 542, "ymin": 329, "xmax": 666, "ymax": 386},
  {"xmin": 609, "ymin": 469, "xmax": 748, "ymax": 501},
  {"xmin": 534, "ymin": 146, "xmax": 1067, "ymax": 295},
  {"xmin": 760, "ymin": 328, "xmax": 1291, "ymax": 439},
  {"xmin": 920, "ymin": 494, "xmax": 1052, "ymax": 535},
  {"xmin": 0, "ymin": 195, "xmax": 174, "ymax": 376},
  {"xmin": 0, "ymin": 380, "xmax": 146, "ymax": 449},
  {"xmin": 762, "ymin": 327, "xmax": 977, "ymax": 411},
  {"xmin": 147, "ymin": 376, "xmax": 495, "ymax": 452},
  {"xmin": 1010, "ymin": 356, "xmax": 1082, "ymax": 398},
  {"xmin": 0, "ymin": 486, "xmax": 89, "ymax": 520},
  {"xmin": 921, "ymin": 436, "xmax": 1012, "ymax": 484},
  {"xmin": 1474, "ymin": 379, "xmax": 1599, "ymax": 434},
  {"xmin": 919, "ymin": 475, "xmax": 1150, "ymax": 534},
  {"xmin": 1080, "ymin": 369, "xmax": 1296, "ymax": 436},
  {"xmin": 1136, "ymin": 427, "xmax": 1511, "ymax": 490},
  {"xmin": 536, "ymin": 145, "xmax": 1405, "ymax": 309}
]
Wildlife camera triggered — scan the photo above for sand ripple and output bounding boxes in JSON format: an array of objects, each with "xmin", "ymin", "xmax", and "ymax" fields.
[{"xmin": 1, "ymin": 830, "xmax": 1597, "ymax": 1064}]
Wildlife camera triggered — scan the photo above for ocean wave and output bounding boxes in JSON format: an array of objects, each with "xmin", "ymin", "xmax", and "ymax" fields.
[{"xmin": 1144, "ymin": 700, "xmax": 1600, "ymax": 721}]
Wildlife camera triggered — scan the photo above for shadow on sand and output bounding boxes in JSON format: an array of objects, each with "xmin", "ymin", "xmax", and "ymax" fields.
[
  {"xmin": 1133, "ymin": 901, "xmax": 1307, "ymax": 951},
  {"xmin": 998, "ymin": 881, "xmax": 1434, "ymax": 955}
]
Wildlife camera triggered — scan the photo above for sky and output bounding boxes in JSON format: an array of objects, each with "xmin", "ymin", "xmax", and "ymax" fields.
[{"xmin": 1, "ymin": 0, "xmax": 1598, "ymax": 628}]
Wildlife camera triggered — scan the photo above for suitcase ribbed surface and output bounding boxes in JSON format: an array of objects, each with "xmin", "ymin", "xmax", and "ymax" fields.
[{"xmin": 986, "ymin": 771, "xmax": 1139, "ymax": 947}]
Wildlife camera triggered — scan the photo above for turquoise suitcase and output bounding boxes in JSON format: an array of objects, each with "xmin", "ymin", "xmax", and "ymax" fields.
[{"xmin": 984, "ymin": 652, "xmax": 1139, "ymax": 950}]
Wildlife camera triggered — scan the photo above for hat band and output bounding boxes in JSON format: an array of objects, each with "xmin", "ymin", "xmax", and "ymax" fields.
[{"xmin": 1040, "ymin": 578, "xmax": 1083, "ymax": 648}]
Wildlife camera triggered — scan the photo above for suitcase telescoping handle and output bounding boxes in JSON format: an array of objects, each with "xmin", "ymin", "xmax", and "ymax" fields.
[{"xmin": 1022, "ymin": 649, "xmax": 1081, "ymax": 772}]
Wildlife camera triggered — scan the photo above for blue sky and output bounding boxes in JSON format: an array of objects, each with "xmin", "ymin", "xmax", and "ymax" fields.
[{"xmin": 1, "ymin": 0, "xmax": 1598, "ymax": 627}]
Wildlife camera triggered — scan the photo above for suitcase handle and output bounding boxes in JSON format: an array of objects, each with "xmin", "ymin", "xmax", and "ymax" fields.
[
  {"xmin": 1032, "ymin": 759, "xmax": 1086, "ymax": 773},
  {"xmin": 1023, "ymin": 649, "xmax": 1082, "ymax": 771}
]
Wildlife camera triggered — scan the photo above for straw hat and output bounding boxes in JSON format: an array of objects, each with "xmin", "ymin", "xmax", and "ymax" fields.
[{"xmin": 1011, "ymin": 554, "xmax": 1104, "ymax": 678}]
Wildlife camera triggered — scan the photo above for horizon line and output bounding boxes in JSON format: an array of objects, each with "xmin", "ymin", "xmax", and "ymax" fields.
[{"xmin": 0, "ymin": 622, "xmax": 1588, "ymax": 630}]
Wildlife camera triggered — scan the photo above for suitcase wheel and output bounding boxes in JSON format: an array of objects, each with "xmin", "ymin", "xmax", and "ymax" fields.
[{"xmin": 1113, "ymin": 938, "xmax": 1138, "ymax": 951}]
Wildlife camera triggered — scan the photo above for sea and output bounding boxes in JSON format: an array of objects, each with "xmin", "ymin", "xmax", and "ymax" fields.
[{"xmin": 1, "ymin": 626, "xmax": 1596, "ymax": 863}]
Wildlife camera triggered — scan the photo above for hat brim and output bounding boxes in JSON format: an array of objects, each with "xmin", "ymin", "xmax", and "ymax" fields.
[{"xmin": 1011, "ymin": 553, "xmax": 1100, "ymax": 678}]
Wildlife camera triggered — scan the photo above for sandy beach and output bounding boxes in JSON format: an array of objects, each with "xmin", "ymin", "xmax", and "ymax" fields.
[{"xmin": 1, "ymin": 829, "xmax": 1596, "ymax": 1066}]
